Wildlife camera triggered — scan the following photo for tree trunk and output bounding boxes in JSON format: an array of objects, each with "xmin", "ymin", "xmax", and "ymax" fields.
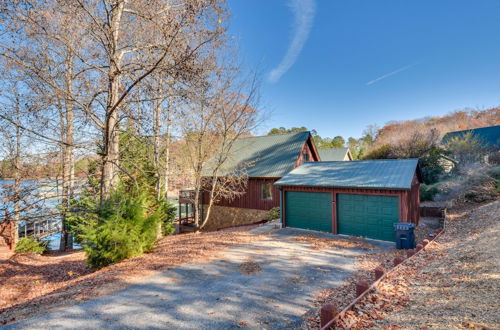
[
  {"xmin": 153, "ymin": 93, "xmax": 162, "ymax": 200},
  {"xmin": 162, "ymin": 97, "xmax": 172, "ymax": 199},
  {"xmin": 60, "ymin": 53, "xmax": 74, "ymax": 251},
  {"xmin": 193, "ymin": 174, "xmax": 202, "ymax": 229},
  {"xmin": 100, "ymin": 1, "xmax": 125, "ymax": 201},
  {"xmin": 199, "ymin": 176, "xmax": 218, "ymax": 230},
  {"xmin": 12, "ymin": 99, "xmax": 21, "ymax": 248},
  {"xmin": 162, "ymin": 132, "xmax": 170, "ymax": 198},
  {"xmin": 100, "ymin": 86, "xmax": 120, "ymax": 200}
]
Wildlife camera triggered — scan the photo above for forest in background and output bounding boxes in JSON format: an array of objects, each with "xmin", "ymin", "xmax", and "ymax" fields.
[
  {"xmin": 2, "ymin": 108, "xmax": 498, "ymax": 180},
  {"xmin": 268, "ymin": 107, "xmax": 500, "ymax": 206},
  {"xmin": 267, "ymin": 107, "xmax": 499, "ymax": 160}
]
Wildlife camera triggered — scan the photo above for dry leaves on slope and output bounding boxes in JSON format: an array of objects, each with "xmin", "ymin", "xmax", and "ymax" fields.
[{"xmin": 335, "ymin": 201, "xmax": 500, "ymax": 329}]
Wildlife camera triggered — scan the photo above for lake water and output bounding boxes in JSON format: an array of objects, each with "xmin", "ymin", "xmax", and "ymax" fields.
[
  {"xmin": 42, "ymin": 232, "xmax": 82, "ymax": 250},
  {"xmin": 0, "ymin": 179, "xmax": 81, "ymax": 250},
  {"xmin": 1, "ymin": 180, "xmax": 188, "ymax": 250}
]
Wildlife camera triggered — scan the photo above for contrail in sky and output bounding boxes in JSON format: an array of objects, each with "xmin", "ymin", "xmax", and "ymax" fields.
[
  {"xmin": 268, "ymin": 0, "xmax": 316, "ymax": 83},
  {"xmin": 366, "ymin": 62, "xmax": 419, "ymax": 86}
]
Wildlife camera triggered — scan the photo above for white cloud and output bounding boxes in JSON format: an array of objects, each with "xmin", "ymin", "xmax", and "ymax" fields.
[
  {"xmin": 366, "ymin": 62, "xmax": 419, "ymax": 86},
  {"xmin": 268, "ymin": 0, "xmax": 316, "ymax": 83}
]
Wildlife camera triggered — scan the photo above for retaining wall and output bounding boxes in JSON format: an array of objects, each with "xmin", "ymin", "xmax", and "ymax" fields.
[
  {"xmin": 420, "ymin": 206, "xmax": 446, "ymax": 218},
  {"xmin": 201, "ymin": 205, "xmax": 268, "ymax": 231}
]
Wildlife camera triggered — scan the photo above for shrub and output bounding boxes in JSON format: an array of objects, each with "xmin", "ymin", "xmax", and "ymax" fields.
[
  {"xmin": 266, "ymin": 207, "xmax": 280, "ymax": 221},
  {"xmin": 362, "ymin": 144, "xmax": 392, "ymax": 160},
  {"xmin": 15, "ymin": 237, "xmax": 48, "ymax": 254},
  {"xmin": 419, "ymin": 147, "xmax": 447, "ymax": 184},
  {"xmin": 487, "ymin": 166, "xmax": 500, "ymax": 180},
  {"xmin": 78, "ymin": 191, "xmax": 164, "ymax": 269},
  {"xmin": 66, "ymin": 193, "xmax": 99, "ymax": 245},
  {"xmin": 420, "ymin": 184, "xmax": 440, "ymax": 202},
  {"xmin": 434, "ymin": 165, "xmax": 499, "ymax": 204},
  {"xmin": 445, "ymin": 132, "xmax": 486, "ymax": 165},
  {"xmin": 159, "ymin": 199, "xmax": 176, "ymax": 236},
  {"xmin": 391, "ymin": 129, "xmax": 440, "ymax": 159},
  {"xmin": 460, "ymin": 174, "xmax": 498, "ymax": 203}
]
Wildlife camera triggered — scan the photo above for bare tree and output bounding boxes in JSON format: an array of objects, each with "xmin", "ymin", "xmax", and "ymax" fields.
[
  {"xmin": 147, "ymin": 74, "xmax": 176, "ymax": 200},
  {"xmin": 0, "ymin": 2, "xmax": 87, "ymax": 249},
  {"xmin": 0, "ymin": 81, "xmax": 38, "ymax": 247},
  {"xmin": 0, "ymin": 0, "xmax": 259, "ymax": 252},
  {"xmin": 63, "ymin": 0, "xmax": 227, "ymax": 201},
  {"xmin": 179, "ymin": 61, "xmax": 261, "ymax": 229},
  {"xmin": 1, "ymin": 0, "xmax": 228, "ymax": 201}
]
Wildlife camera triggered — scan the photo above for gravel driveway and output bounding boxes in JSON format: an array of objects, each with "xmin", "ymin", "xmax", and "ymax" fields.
[{"xmin": 5, "ymin": 228, "xmax": 393, "ymax": 329}]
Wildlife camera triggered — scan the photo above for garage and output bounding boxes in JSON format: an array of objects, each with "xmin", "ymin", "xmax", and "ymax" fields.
[
  {"xmin": 285, "ymin": 191, "xmax": 332, "ymax": 232},
  {"xmin": 337, "ymin": 194, "xmax": 399, "ymax": 241},
  {"xmin": 275, "ymin": 159, "xmax": 421, "ymax": 241}
]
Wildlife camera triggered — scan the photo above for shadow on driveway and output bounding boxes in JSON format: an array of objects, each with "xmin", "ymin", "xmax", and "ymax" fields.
[{"xmin": 6, "ymin": 229, "xmax": 393, "ymax": 329}]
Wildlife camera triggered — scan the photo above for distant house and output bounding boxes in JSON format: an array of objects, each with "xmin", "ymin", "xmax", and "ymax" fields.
[
  {"xmin": 442, "ymin": 125, "xmax": 500, "ymax": 164},
  {"xmin": 318, "ymin": 147, "xmax": 353, "ymax": 161},
  {"xmin": 442, "ymin": 125, "xmax": 500, "ymax": 150},
  {"xmin": 197, "ymin": 131, "xmax": 320, "ymax": 230}
]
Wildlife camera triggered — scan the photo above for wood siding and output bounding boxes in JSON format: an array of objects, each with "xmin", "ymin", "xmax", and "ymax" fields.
[
  {"xmin": 409, "ymin": 173, "xmax": 420, "ymax": 224},
  {"xmin": 281, "ymin": 183, "xmax": 420, "ymax": 234},
  {"xmin": 295, "ymin": 136, "xmax": 320, "ymax": 167},
  {"xmin": 204, "ymin": 178, "xmax": 280, "ymax": 210},
  {"xmin": 207, "ymin": 136, "xmax": 320, "ymax": 211}
]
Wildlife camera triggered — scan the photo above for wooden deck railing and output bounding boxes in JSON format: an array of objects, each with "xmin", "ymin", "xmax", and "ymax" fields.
[
  {"xmin": 178, "ymin": 190, "xmax": 199, "ymax": 232},
  {"xmin": 179, "ymin": 189, "xmax": 196, "ymax": 202}
]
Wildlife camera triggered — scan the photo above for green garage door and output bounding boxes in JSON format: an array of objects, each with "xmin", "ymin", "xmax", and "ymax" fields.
[
  {"xmin": 285, "ymin": 191, "xmax": 332, "ymax": 232},
  {"xmin": 337, "ymin": 194, "xmax": 399, "ymax": 242}
]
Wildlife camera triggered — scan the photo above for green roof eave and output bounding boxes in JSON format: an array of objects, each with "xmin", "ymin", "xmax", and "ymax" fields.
[
  {"xmin": 274, "ymin": 183, "xmax": 411, "ymax": 191},
  {"xmin": 273, "ymin": 159, "xmax": 419, "ymax": 190}
]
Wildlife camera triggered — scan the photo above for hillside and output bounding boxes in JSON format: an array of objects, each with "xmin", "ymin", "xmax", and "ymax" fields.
[
  {"xmin": 372, "ymin": 108, "xmax": 500, "ymax": 148},
  {"xmin": 334, "ymin": 200, "xmax": 500, "ymax": 329}
]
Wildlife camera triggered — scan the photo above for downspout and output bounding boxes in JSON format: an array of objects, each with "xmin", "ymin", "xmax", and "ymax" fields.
[{"xmin": 279, "ymin": 187, "xmax": 283, "ymax": 227}]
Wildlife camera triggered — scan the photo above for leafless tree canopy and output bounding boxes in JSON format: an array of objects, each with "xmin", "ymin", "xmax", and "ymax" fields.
[{"xmin": 0, "ymin": 0, "xmax": 262, "ymax": 246}]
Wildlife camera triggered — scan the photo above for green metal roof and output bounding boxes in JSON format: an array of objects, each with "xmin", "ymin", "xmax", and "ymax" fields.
[
  {"xmin": 318, "ymin": 148, "xmax": 351, "ymax": 161},
  {"xmin": 275, "ymin": 159, "xmax": 419, "ymax": 190},
  {"xmin": 442, "ymin": 125, "xmax": 500, "ymax": 149},
  {"xmin": 205, "ymin": 131, "xmax": 311, "ymax": 177}
]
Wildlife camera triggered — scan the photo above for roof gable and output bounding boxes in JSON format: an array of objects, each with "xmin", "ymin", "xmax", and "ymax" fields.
[
  {"xmin": 275, "ymin": 159, "xmax": 419, "ymax": 190},
  {"xmin": 209, "ymin": 131, "xmax": 312, "ymax": 177},
  {"xmin": 318, "ymin": 148, "xmax": 352, "ymax": 161},
  {"xmin": 442, "ymin": 125, "xmax": 500, "ymax": 149}
]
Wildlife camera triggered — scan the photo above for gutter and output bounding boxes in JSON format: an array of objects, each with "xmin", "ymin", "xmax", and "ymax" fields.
[{"xmin": 273, "ymin": 184, "xmax": 411, "ymax": 191}]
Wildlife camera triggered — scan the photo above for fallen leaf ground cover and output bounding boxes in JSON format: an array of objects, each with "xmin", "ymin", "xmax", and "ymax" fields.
[
  {"xmin": 319, "ymin": 200, "xmax": 499, "ymax": 329},
  {"xmin": 300, "ymin": 246, "xmax": 406, "ymax": 329},
  {"xmin": 0, "ymin": 228, "xmax": 262, "ymax": 325},
  {"xmin": 293, "ymin": 234, "xmax": 378, "ymax": 251}
]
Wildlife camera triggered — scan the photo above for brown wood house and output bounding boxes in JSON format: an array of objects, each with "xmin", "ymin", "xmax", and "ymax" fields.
[
  {"xmin": 274, "ymin": 159, "xmax": 421, "ymax": 242},
  {"xmin": 196, "ymin": 131, "xmax": 323, "ymax": 230}
]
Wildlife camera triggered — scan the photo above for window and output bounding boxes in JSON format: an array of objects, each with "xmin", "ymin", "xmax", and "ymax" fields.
[
  {"xmin": 261, "ymin": 183, "xmax": 273, "ymax": 200},
  {"xmin": 303, "ymin": 150, "xmax": 310, "ymax": 162}
]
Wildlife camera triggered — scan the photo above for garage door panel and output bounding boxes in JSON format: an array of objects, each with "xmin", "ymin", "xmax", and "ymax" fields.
[
  {"xmin": 286, "ymin": 191, "xmax": 332, "ymax": 232},
  {"xmin": 381, "ymin": 207, "xmax": 395, "ymax": 215},
  {"xmin": 337, "ymin": 194, "xmax": 398, "ymax": 242}
]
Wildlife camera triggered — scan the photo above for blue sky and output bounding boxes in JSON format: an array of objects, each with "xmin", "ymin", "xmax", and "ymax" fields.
[{"xmin": 228, "ymin": 0, "xmax": 500, "ymax": 138}]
